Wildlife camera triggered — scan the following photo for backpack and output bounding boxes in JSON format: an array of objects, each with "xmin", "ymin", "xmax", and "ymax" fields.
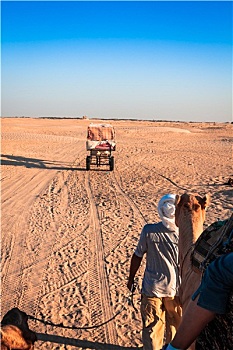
[{"xmin": 191, "ymin": 213, "xmax": 233, "ymax": 274}]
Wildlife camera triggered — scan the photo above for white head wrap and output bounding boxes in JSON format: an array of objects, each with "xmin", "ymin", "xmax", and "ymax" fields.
[{"xmin": 157, "ymin": 194, "xmax": 178, "ymax": 232}]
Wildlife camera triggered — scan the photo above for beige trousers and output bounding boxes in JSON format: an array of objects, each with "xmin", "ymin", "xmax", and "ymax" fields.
[{"xmin": 140, "ymin": 294, "xmax": 182, "ymax": 350}]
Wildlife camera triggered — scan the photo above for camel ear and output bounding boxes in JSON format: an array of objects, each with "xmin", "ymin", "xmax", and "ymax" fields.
[
  {"xmin": 175, "ymin": 194, "xmax": 180, "ymax": 206},
  {"xmin": 202, "ymin": 194, "xmax": 211, "ymax": 209}
]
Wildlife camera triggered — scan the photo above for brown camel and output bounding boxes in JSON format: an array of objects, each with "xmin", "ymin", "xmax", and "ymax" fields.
[
  {"xmin": 175, "ymin": 192, "xmax": 210, "ymax": 311},
  {"xmin": 175, "ymin": 193, "xmax": 233, "ymax": 350},
  {"xmin": 1, "ymin": 308, "xmax": 37, "ymax": 350}
]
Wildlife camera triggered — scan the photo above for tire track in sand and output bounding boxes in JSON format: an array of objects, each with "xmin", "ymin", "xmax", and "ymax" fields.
[
  {"xmin": 9, "ymin": 173, "xmax": 70, "ymax": 315},
  {"xmin": 85, "ymin": 172, "xmax": 118, "ymax": 344},
  {"xmin": 1, "ymin": 171, "xmax": 61, "ymax": 315},
  {"xmin": 18, "ymin": 157, "xmax": 86, "ymax": 316},
  {"xmin": 1, "ymin": 147, "xmax": 85, "ymax": 316}
]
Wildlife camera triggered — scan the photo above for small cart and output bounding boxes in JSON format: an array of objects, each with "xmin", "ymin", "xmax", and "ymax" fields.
[{"xmin": 86, "ymin": 123, "xmax": 116, "ymax": 171}]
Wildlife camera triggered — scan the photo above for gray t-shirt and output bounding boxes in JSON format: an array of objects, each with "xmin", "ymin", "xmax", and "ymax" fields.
[{"xmin": 135, "ymin": 222, "xmax": 180, "ymax": 297}]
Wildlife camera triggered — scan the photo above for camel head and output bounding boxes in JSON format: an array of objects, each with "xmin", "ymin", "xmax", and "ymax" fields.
[
  {"xmin": 175, "ymin": 193, "xmax": 210, "ymax": 241},
  {"xmin": 1, "ymin": 308, "xmax": 37, "ymax": 348},
  {"xmin": 1, "ymin": 308, "xmax": 29, "ymax": 327}
]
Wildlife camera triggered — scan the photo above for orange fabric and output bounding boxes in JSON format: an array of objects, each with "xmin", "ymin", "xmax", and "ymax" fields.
[{"xmin": 87, "ymin": 125, "xmax": 115, "ymax": 141}]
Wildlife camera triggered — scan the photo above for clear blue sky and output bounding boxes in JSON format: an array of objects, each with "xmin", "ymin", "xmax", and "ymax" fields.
[{"xmin": 1, "ymin": 1, "xmax": 232, "ymax": 122}]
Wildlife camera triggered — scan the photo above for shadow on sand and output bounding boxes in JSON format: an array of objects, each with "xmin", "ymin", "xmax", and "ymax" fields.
[
  {"xmin": 1, "ymin": 154, "xmax": 86, "ymax": 171},
  {"xmin": 36, "ymin": 332, "xmax": 142, "ymax": 350},
  {"xmin": 1, "ymin": 154, "xmax": 111, "ymax": 172}
]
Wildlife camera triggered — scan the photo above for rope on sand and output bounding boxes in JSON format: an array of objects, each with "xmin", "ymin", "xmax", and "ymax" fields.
[{"xmin": 28, "ymin": 291, "xmax": 138, "ymax": 330}]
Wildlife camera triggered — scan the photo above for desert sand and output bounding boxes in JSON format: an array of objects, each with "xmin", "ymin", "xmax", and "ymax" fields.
[{"xmin": 1, "ymin": 117, "xmax": 232, "ymax": 349}]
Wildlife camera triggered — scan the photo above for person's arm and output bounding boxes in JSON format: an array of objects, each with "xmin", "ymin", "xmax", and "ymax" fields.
[
  {"xmin": 168, "ymin": 298, "xmax": 215, "ymax": 350},
  {"xmin": 166, "ymin": 253, "xmax": 233, "ymax": 350},
  {"xmin": 127, "ymin": 253, "xmax": 142, "ymax": 291}
]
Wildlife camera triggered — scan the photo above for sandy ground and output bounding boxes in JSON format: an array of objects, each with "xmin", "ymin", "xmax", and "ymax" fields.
[{"xmin": 1, "ymin": 117, "xmax": 232, "ymax": 350}]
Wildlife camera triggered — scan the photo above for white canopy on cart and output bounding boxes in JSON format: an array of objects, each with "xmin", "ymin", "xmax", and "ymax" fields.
[{"xmin": 86, "ymin": 123, "xmax": 116, "ymax": 151}]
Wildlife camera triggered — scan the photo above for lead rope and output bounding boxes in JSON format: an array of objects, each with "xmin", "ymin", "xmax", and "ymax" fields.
[
  {"xmin": 129, "ymin": 282, "xmax": 138, "ymax": 313},
  {"xmin": 28, "ymin": 290, "xmax": 138, "ymax": 330}
]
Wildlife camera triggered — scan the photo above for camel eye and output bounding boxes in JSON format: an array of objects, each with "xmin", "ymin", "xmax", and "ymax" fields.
[{"xmin": 194, "ymin": 204, "xmax": 200, "ymax": 211}]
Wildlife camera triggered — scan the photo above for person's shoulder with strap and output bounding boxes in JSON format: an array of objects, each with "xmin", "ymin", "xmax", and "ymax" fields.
[{"xmin": 192, "ymin": 252, "xmax": 233, "ymax": 314}]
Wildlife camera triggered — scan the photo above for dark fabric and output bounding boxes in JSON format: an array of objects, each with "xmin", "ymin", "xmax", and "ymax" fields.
[
  {"xmin": 195, "ymin": 293, "xmax": 233, "ymax": 350},
  {"xmin": 191, "ymin": 214, "xmax": 233, "ymax": 273},
  {"xmin": 192, "ymin": 253, "xmax": 233, "ymax": 314},
  {"xmin": 195, "ymin": 253, "xmax": 233, "ymax": 350}
]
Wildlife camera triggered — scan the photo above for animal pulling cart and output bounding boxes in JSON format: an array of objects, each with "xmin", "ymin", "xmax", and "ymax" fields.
[{"xmin": 86, "ymin": 123, "xmax": 116, "ymax": 171}]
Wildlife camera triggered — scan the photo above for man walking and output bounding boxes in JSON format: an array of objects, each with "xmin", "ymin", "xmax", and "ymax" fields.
[{"xmin": 127, "ymin": 194, "xmax": 181, "ymax": 350}]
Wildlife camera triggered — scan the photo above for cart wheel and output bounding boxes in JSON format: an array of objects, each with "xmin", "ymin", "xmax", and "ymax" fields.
[
  {"xmin": 86, "ymin": 156, "xmax": 91, "ymax": 171},
  {"xmin": 109, "ymin": 156, "xmax": 114, "ymax": 171}
]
